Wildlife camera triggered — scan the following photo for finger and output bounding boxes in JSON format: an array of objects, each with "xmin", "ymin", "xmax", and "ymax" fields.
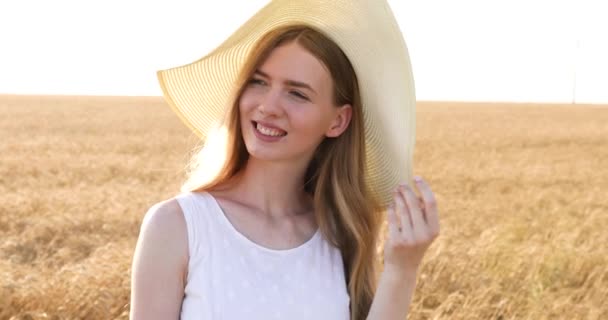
[
  {"xmin": 418, "ymin": 197, "xmax": 425, "ymax": 212},
  {"xmin": 386, "ymin": 198, "xmax": 401, "ymax": 240},
  {"xmin": 399, "ymin": 184, "xmax": 427, "ymax": 238},
  {"xmin": 394, "ymin": 188, "xmax": 414, "ymax": 241},
  {"xmin": 413, "ymin": 176, "xmax": 440, "ymax": 236},
  {"xmin": 416, "ymin": 197, "xmax": 426, "ymax": 223}
]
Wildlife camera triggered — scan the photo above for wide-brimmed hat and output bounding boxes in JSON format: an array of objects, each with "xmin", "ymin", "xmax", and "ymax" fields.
[{"xmin": 157, "ymin": 0, "xmax": 416, "ymax": 207}]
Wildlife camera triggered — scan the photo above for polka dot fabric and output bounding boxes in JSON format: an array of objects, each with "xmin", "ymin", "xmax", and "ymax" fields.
[{"xmin": 177, "ymin": 192, "xmax": 350, "ymax": 319}]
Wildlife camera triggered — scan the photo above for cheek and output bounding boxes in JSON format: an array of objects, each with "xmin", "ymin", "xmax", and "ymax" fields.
[
  {"xmin": 239, "ymin": 93, "xmax": 249, "ymax": 113},
  {"xmin": 239, "ymin": 92, "xmax": 253, "ymax": 114},
  {"xmin": 289, "ymin": 108, "xmax": 331, "ymax": 136}
]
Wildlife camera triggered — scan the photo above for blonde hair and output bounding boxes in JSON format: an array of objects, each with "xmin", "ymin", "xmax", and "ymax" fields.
[{"xmin": 183, "ymin": 25, "xmax": 383, "ymax": 320}]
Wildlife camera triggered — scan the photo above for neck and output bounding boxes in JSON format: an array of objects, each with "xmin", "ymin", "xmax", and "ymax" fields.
[{"xmin": 229, "ymin": 156, "xmax": 314, "ymax": 218}]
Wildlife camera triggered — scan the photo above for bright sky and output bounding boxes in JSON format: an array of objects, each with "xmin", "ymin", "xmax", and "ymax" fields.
[{"xmin": 1, "ymin": 0, "xmax": 606, "ymax": 103}]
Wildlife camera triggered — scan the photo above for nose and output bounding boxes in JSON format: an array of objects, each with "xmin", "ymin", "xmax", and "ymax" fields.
[{"xmin": 258, "ymin": 88, "xmax": 283, "ymax": 116}]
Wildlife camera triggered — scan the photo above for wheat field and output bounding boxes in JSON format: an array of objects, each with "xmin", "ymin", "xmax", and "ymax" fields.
[{"xmin": 0, "ymin": 95, "xmax": 606, "ymax": 319}]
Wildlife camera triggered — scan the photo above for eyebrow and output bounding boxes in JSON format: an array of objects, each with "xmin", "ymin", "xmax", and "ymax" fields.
[{"xmin": 254, "ymin": 70, "xmax": 317, "ymax": 95}]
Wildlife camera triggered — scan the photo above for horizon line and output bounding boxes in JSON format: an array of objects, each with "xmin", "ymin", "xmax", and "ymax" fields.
[{"xmin": 1, "ymin": 93, "xmax": 607, "ymax": 107}]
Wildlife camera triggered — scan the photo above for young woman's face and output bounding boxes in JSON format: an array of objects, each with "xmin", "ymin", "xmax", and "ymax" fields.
[{"xmin": 239, "ymin": 41, "xmax": 351, "ymax": 164}]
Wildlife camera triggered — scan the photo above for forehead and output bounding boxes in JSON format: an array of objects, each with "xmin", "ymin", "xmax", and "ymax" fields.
[{"xmin": 257, "ymin": 42, "xmax": 332, "ymax": 90}]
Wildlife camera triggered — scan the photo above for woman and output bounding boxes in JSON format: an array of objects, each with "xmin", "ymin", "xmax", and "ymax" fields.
[{"xmin": 131, "ymin": 1, "xmax": 439, "ymax": 319}]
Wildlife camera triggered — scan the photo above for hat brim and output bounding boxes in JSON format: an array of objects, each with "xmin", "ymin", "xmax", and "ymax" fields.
[{"xmin": 158, "ymin": 0, "xmax": 416, "ymax": 207}]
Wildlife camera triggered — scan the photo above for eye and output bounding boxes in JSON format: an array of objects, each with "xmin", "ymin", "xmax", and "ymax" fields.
[
  {"xmin": 248, "ymin": 78, "xmax": 266, "ymax": 86},
  {"xmin": 289, "ymin": 90, "xmax": 309, "ymax": 101}
]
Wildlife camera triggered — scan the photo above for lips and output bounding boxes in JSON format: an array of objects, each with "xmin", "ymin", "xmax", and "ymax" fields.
[{"xmin": 252, "ymin": 121, "xmax": 287, "ymax": 137}]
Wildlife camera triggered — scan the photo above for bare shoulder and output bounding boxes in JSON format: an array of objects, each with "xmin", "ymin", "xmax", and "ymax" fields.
[
  {"xmin": 138, "ymin": 198, "xmax": 188, "ymax": 267},
  {"xmin": 141, "ymin": 197, "xmax": 186, "ymax": 232},
  {"xmin": 130, "ymin": 197, "xmax": 188, "ymax": 319}
]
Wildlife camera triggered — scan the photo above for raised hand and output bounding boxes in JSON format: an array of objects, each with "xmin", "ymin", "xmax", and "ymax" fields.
[{"xmin": 383, "ymin": 176, "xmax": 440, "ymax": 277}]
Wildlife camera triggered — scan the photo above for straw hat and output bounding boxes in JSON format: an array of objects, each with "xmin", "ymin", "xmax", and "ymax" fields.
[{"xmin": 157, "ymin": 0, "xmax": 416, "ymax": 207}]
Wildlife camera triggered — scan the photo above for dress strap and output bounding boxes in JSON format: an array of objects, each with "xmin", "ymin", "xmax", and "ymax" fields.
[{"xmin": 174, "ymin": 191, "xmax": 217, "ymax": 266}]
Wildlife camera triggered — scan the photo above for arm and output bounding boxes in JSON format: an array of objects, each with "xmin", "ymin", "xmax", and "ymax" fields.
[
  {"xmin": 130, "ymin": 199, "xmax": 189, "ymax": 320},
  {"xmin": 367, "ymin": 269, "xmax": 418, "ymax": 319},
  {"xmin": 367, "ymin": 176, "xmax": 439, "ymax": 320}
]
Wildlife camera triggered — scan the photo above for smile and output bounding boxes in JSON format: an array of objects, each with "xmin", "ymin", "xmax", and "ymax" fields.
[{"xmin": 253, "ymin": 121, "xmax": 287, "ymax": 137}]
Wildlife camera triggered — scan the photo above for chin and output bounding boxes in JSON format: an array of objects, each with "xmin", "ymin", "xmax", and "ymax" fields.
[{"xmin": 244, "ymin": 143, "xmax": 286, "ymax": 162}]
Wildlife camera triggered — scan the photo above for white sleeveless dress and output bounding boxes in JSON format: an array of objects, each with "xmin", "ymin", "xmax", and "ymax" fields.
[{"xmin": 175, "ymin": 191, "xmax": 350, "ymax": 320}]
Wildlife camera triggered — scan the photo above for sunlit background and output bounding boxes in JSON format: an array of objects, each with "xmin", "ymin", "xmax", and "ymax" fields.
[
  {"xmin": 1, "ymin": 0, "xmax": 607, "ymax": 103},
  {"xmin": 2, "ymin": 1, "xmax": 607, "ymax": 319}
]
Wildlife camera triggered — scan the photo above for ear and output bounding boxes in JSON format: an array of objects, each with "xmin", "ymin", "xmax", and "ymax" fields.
[{"xmin": 325, "ymin": 104, "xmax": 352, "ymax": 138}]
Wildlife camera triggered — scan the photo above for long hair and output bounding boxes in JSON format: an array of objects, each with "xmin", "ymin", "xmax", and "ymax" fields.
[{"xmin": 183, "ymin": 25, "xmax": 383, "ymax": 320}]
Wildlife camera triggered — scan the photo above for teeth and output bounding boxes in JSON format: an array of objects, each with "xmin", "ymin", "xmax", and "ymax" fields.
[{"xmin": 256, "ymin": 123, "xmax": 286, "ymax": 137}]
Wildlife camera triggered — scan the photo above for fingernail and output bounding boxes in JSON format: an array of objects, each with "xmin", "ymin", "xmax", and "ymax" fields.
[{"xmin": 414, "ymin": 176, "xmax": 423, "ymax": 183}]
